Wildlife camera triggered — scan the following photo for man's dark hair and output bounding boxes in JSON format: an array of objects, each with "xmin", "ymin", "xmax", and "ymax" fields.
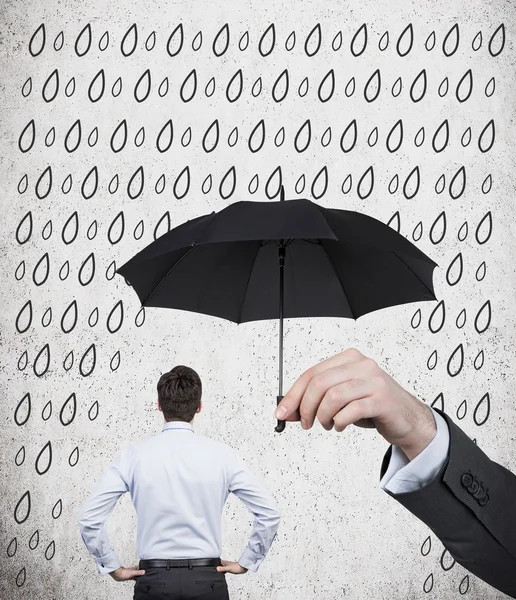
[{"xmin": 157, "ymin": 365, "xmax": 202, "ymax": 422}]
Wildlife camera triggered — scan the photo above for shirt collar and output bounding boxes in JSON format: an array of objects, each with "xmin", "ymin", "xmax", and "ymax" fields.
[{"xmin": 162, "ymin": 421, "xmax": 194, "ymax": 433}]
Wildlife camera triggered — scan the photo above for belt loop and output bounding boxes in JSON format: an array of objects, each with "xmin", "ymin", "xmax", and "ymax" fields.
[
  {"xmin": 188, "ymin": 559, "xmax": 193, "ymax": 570},
  {"xmin": 166, "ymin": 560, "xmax": 171, "ymax": 571}
]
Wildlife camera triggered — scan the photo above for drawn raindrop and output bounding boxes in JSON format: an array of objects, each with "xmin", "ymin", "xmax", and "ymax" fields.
[
  {"xmin": 285, "ymin": 31, "xmax": 296, "ymax": 51},
  {"xmin": 15, "ymin": 261, "xmax": 26, "ymax": 281},
  {"xmin": 156, "ymin": 119, "xmax": 173, "ymax": 153},
  {"xmin": 357, "ymin": 166, "xmax": 374, "ymax": 199},
  {"xmin": 412, "ymin": 221, "xmax": 423, "ymax": 241},
  {"xmin": 33, "ymin": 253, "xmax": 50, "ymax": 286},
  {"xmin": 438, "ymin": 77, "xmax": 449, "ymax": 97},
  {"xmin": 410, "ymin": 69, "xmax": 427, "ymax": 102},
  {"xmin": 15, "ymin": 446, "xmax": 26, "ymax": 466},
  {"xmin": 387, "ymin": 212, "xmax": 401, "ymax": 233},
  {"xmin": 220, "ymin": 166, "xmax": 237, "ymax": 199},
  {"xmin": 456, "ymin": 399, "xmax": 467, "ymax": 420},
  {"xmin": 423, "ymin": 573, "xmax": 434, "ymax": 592},
  {"xmin": 304, "ymin": 23, "xmax": 322, "ymax": 56},
  {"xmin": 388, "ymin": 174, "xmax": 399, "ymax": 194},
  {"xmin": 259, "ymin": 23, "xmax": 276, "ymax": 56},
  {"xmin": 447, "ymin": 343, "xmax": 464, "ymax": 377},
  {"xmin": 89, "ymin": 400, "xmax": 99, "ymax": 420},
  {"xmin": 18, "ymin": 174, "xmax": 29, "ymax": 194},
  {"xmin": 22, "ymin": 76, "xmax": 32, "ymax": 97},
  {"xmin": 134, "ymin": 127, "xmax": 145, "ymax": 147},
  {"xmin": 41, "ymin": 400, "xmax": 51, "ymax": 420},
  {"xmin": 428, "ymin": 300, "xmax": 446, "ymax": 333},
  {"xmin": 213, "ymin": 23, "xmax": 230, "ymax": 56},
  {"xmin": 35, "ymin": 166, "xmax": 52, "ymax": 199},
  {"xmin": 472, "ymin": 31, "xmax": 482, "ymax": 51},
  {"xmin": 298, "ymin": 76, "xmax": 309, "ymax": 97},
  {"xmin": 7, "ymin": 537, "xmax": 18, "ymax": 557},
  {"xmin": 446, "ymin": 252, "xmax": 463, "ymax": 286},
  {"xmin": 431, "ymin": 392, "xmax": 445, "ymax": 411},
  {"xmin": 69, "ymin": 447, "xmax": 79, "ymax": 467},
  {"xmin": 181, "ymin": 69, "xmax": 198, "ymax": 102},
  {"xmin": 97, "ymin": 30, "xmax": 109, "ymax": 51},
  {"xmin": 474, "ymin": 350, "xmax": 484, "ymax": 371},
  {"xmin": 75, "ymin": 23, "xmax": 92, "ymax": 56},
  {"xmin": 29, "ymin": 23, "xmax": 46, "ymax": 56},
  {"xmin": 16, "ymin": 300, "xmax": 33, "ymax": 334},
  {"xmin": 107, "ymin": 300, "xmax": 124, "ymax": 334},
  {"xmin": 87, "ymin": 219, "xmax": 98, "ymax": 239},
  {"xmin": 158, "ymin": 76, "xmax": 169, "ymax": 97},
  {"xmin": 204, "ymin": 77, "xmax": 215, "ymax": 97},
  {"xmin": 226, "ymin": 69, "xmax": 243, "ymax": 102},
  {"xmin": 154, "ymin": 212, "xmax": 171, "ymax": 239},
  {"xmin": 18, "ymin": 120, "xmax": 36, "ymax": 153},
  {"xmin": 474, "ymin": 300, "xmax": 491, "ymax": 334},
  {"xmin": 429, "ymin": 211, "xmax": 446, "ymax": 244},
  {"xmin": 79, "ymin": 343, "xmax": 96, "ymax": 377},
  {"xmin": 485, "ymin": 77, "xmax": 495, "ymax": 97},
  {"xmin": 475, "ymin": 212, "xmax": 492, "ymax": 244},
  {"xmin": 386, "ymin": 120, "xmax": 403, "ymax": 153},
  {"xmin": 167, "ymin": 24, "xmax": 184, "ymax": 56},
  {"xmin": 321, "ymin": 127, "xmax": 331, "ymax": 147},
  {"xmin": 63, "ymin": 350, "xmax": 74, "ymax": 371},
  {"xmin": 41, "ymin": 307, "xmax": 52, "ymax": 327},
  {"xmin": 121, "ymin": 23, "xmax": 138, "ymax": 56},
  {"xmin": 18, "ymin": 351, "xmax": 28, "ymax": 371},
  {"xmin": 81, "ymin": 166, "xmax": 98, "ymax": 199},
  {"xmin": 293, "ymin": 120, "xmax": 311, "ymax": 153},
  {"xmin": 345, "ymin": 77, "xmax": 355, "ymax": 97},
  {"xmin": 192, "ymin": 31, "xmax": 202, "ymax": 51},
  {"xmin": 61, "ymin": 174, "xmax": 72, "ymax": 194},
  {"xmin": 461, "ymin": 127, "xmax": 471, "ymax": 147},
  {"xmin": 274, "ymin": 127, "xmax": 284, "ymax": 147},
  {"xmin": 475, "ymin": 261, "xmax": 486, "ymax": 281},
  {"xmin": 88, "ymin": 307, "xmax": 99, "ymax": 327},
  {"xmin": 174, "ymin": 166, "xmax": 190, "ymax": 199},
  {"xmin": 341, "ymin": 174, "xmax": 352, "ymax": 194},
  {"xmin": 34, "ymin": 344, "xmax": 51, "ymax": 378},
  {"xmin": 61, "ymin": 298, "xmax": 79, "ymax": 335},
  {"xmin": 378, "ymin": 31, "xmax": 389, "ymax": 51},
  {"xmin": 403, "ymin": 166, "xmax": 420, "ymax": 199},
  {"xmin": 432, "ymin": 120, "xmax": 449, "ymax": 153},
  {"xmin": 78, "ymin": 252, "xmax": 96, "ymax": 286},
  {"xmin": 397, "ymin": 24, "xmax": 413, "ymax": 56},
  {"xmin": 411, "ymin": 308, "xmax": 422, "ymax": 329},
  {"xmin": 481, "ymin": 174, "xmax": 492, "ymax": 195},
  {"xmin": 239, "ymin": 31, "xmax": 249, "ymax": 51},
  {"xmin": 29, "ymin": 530, "xmax": 39, "ymax": 550},
  {"xmin": 350, "ymin": 23, "xmax": 367, "ymax": 56},
  {"xmin": 456, "ymin": 69, "xmax": 473, "ymax": 102},
  {"xmin": 110, "ymin": 350, "xmax": 121, "ymax": 371},
  {"xmin": 459, "ymin": 574, "xmax": 470, "ymax": 595},
  {"xmin": 252, "ymin": 77, "xmax": 263, "ymax": 97},
  {"xmin": 414, "ymin": 127, "xmax": 425, "ymax": 147},
  {"xmin": 64, "ymin": 120, "xmax": 82, "ymax": 153},
  {"xmin": 52, "ymin": 498, "xmax": 62, "ymax": 519},
  {"xmin": 248, "ymin": 174, "xmax": 259, "ymax": 194},
  {"xmin": 45, "ymin": 540, "xmax": 56, "ymax": 560},
  {"xmin": 42, "ymin": 69, "xmax": 59, "ymax": 102},
  {"xmin": 311, "ymin": 166, "xmax": 328, "ymax": 199},
  {"xmin": 146, "ymin": 31, "xmax": 156, "ymax": 51},
  {"xmin": 112, "ymin": 77, "xmax": 122, "ymax": 97},
  {"xmin": 59, "ymin": 393, "xmax": 77, "ymax": 426},
  {"xmin": 456, "ymin": 308, "xmax": 466, "ymax": 329},
  {"xmin": 181, "ymin": 127, "xmax": 192, "ymax": 147},
  {"xmin": 421, "ymin": 536, "xmax": 431, "ymax": 556},
  {"xmin": 14, "ymin": 490, "xmax": 31, "ymax": 524},
  {"xmin": 127, "ymin": 166, "xmax": 144, "ymax": 199},
  {"xmin": 458, "ymin": 221, "xmax": 468, "ymax": 241},
  {"xmin": 440, "ymin": 548, "xmax": 456, "ymax": 571},
  {"xmin": 155, "ymin": 174, "xmax": 166, "ymax": 194},
  {"xmin": 364, "ymin": 69, "xmax": 381, "ymax": 102},
  {"xmin": 88, "ymin": 69, "xmax": 105, "ymax": 103},
  {"xmin": 367, "ymin": 127, "xmax": 378, "ymax": 147},
  {"xmin": 59, "ymin": 261, "xmax": 70, "ymax": 280},
  {"xmin": 488, "ymin": 24, "xmax": 505, "ymax": 56},
  {"xmin": 442, "ymin": 23, "xmax": 460, "ymax": 56},
  {"xmin": 474, "ymin": 392, "xmax": 490, "ymax": 425},
  {"xmin": 296, "ymin": 174, "xmax": 306, "ymax": 194},
  {"xmin": 35, "ymin": 441, "xmax": 52, "ymax": 475},
  {"xmin": 135, "ymin": 69, "xmax": 151, "ymax": 102},
  {"xmin": 272, "ymin": 69, "xmax": 289, "ymax": 102},
  {"xmin": 427, "ymin": 350, "xmax": 438, "ymax": 370},
  {"xmin": 202, "ymin": 174, "xmax": 212, "ymax": 194},
  {"xmin": 14, "ymin": 393, "xmax": 31, "ymax": 426},
  {"xmin": 135, "ymin": 306, "xmax": 146, "ymax": 327},
  {"xmin": 478, "ymin": 120, "xmax": 495, "ymax": 153}
]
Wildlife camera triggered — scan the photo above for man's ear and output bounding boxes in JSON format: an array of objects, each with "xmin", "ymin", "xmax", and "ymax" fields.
[
  {"xmin": 196, "ymin": 401, "xmax": 202, "ymax": 414},
  {"xmin": 157, "ymin": 398, "xmax": 162, "ymax": 412}
]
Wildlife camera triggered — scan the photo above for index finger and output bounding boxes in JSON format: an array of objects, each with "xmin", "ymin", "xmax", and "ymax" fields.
[{"xmin": 274, "ymin": 348, "xmax": 364, "ymax": 420}]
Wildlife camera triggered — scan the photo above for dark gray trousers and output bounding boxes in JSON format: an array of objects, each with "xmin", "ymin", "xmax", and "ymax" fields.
[{"xmin": 133, "ymin": 563, "xmax": 229, "ymax": 600}]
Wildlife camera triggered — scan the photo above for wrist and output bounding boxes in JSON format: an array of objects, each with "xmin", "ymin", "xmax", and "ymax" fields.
[{"xmin": 398, "ymin": 404, "xmax": 437, "ymax": 461}]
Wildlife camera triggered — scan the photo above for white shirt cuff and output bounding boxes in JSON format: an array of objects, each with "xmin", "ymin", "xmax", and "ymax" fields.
[
  {"xmin": 380, "ymin": 407, "xmax": 450, "ymax": 494},
  {"xmin": 238, "ymin": 546, "xmax": 265, "ymax": 573},
  {"xmin": 95, "ymin": 550, "xmax": 122, "ymax": 575}
]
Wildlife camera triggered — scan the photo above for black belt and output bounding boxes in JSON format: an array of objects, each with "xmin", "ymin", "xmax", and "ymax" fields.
[{"xmin": 139, "ymin": 558, "xmax": 221, "ymax": 569}]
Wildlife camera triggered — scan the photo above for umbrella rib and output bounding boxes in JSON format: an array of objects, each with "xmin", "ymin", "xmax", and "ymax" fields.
[
  {"xmin": 319, "ymin": 242, "xmax": 358, "ymax": 319},
  {"xmin": 236, "ymin": 241, "xmax": 262, "ymax": 324},
  {"xmin": 391, "ymin": 251, "xmax": 436, "ymax": 298},
  {"xmin": 140, "ymin": 245, "xmax": 197, "ymax": 306}
]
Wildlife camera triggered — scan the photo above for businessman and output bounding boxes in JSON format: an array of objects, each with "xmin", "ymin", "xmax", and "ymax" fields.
[
  {"xmin": 78, "ymin": 365, "xmax": 280, "ymax": 600},
  {"xmin": 275, "ymin": 347, "xmax": 516, "ymax": 598}
]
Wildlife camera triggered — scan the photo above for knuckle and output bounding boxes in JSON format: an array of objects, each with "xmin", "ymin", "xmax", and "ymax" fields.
[
  {"xmin": 326, "ymin": 386, "xmax": 342, "ymax": 404},
  {"xmin": 345, "ymin": 347, "xmax": 361, "ymax": 359},
  {"xmin": 311, "ymin": 373, "xmax": 326, "ymax": 391}
]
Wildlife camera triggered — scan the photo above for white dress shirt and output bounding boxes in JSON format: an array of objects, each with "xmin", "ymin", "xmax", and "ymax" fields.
[
  {"xmin": 380, "ymin": 407, "xmax": 450, "ymax": 494},
  {"xmin": 78, "ymin": 421, "xmax": 281, "ymax": 576}
]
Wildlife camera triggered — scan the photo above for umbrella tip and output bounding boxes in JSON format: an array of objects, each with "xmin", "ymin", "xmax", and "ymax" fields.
[{"xmin": 280, "ymin": 185, "xmax": 285, "ymax": 202}]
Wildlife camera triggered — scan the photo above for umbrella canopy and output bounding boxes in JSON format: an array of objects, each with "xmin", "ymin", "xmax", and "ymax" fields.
[{"xmin": 116, "ymin": 191, "xmax": 437, "ymax": 431}]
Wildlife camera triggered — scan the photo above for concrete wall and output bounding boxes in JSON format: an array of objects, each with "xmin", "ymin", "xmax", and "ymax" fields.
[{"xmin": 1, "ymin": 0, "xmax": 515, "ymax": 598}]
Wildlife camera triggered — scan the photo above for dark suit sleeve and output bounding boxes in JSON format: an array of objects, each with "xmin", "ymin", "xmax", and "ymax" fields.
[{"xmin": 380, "ymin": 407, "xmax": 516, "ymax": 598}]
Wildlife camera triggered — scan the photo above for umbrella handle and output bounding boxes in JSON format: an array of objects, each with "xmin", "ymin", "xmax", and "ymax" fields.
[{"xmin": 275, "ymin": 395, "xmax": 285, "ymax": 433}]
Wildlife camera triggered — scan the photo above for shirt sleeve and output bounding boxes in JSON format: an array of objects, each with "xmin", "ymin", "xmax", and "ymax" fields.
[
  {"xmin": 379, "ymin": 407, "xmax": 450, "ymax": 494},
  {"xmin": 77, "ymin": 446, "xmax": 131, "ymax": 575},
  {"xmin": 227, "ymin": 451, "xmax": 281, "ymax": 573}
]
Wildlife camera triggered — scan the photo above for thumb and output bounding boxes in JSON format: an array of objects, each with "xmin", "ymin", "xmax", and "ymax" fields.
[
  {"xmin": 133, "ymin": 569, "xmax": 146, "ymax": 575},
  {"xmin": 275, "ymin": 394, "xmax": 301, "ymax": 421},
  {"xmin": 216, "ymin": 565, "xmax": 230, "ymax": 572}
]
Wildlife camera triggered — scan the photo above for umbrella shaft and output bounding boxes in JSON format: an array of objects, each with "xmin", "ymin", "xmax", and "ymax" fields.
[{"xmin": 278, "ymin": 245, "xmax": 285, "ymax": 397}]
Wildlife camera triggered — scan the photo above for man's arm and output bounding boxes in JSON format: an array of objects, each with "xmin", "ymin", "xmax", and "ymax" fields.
[
  {"xmin": 77, "ymin": 446, "xmax": 131, "ymax": 575},
  {"xmin": 227, "ymin": 451, "xmax": 281, "ymax": 573}
]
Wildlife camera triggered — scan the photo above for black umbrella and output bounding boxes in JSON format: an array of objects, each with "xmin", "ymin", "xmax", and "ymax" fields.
[{"xmin": 116, "ymin": 187, "xmax": 437, "ymax": 432}]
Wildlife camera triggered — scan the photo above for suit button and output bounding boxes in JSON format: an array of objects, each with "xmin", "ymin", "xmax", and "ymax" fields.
[
  {"xmin": 473, "ymin": 485, "xmax": 485, "ymax": 499},
  {"xmin": 468, "ymin": 480, "xmax": 480, "ymax": 494},
  {"xmin": 479, "ymin": 494, "xmax": 489, "ymax": 506},
  {"xmin": 461, "ymin": 473, "xmax": 473, "ymax": 488}
]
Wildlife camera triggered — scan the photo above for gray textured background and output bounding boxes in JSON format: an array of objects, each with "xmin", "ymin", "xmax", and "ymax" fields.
[{"xmin": 1, "ymin": 0, "xmax": 515, "ymax": 598}]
